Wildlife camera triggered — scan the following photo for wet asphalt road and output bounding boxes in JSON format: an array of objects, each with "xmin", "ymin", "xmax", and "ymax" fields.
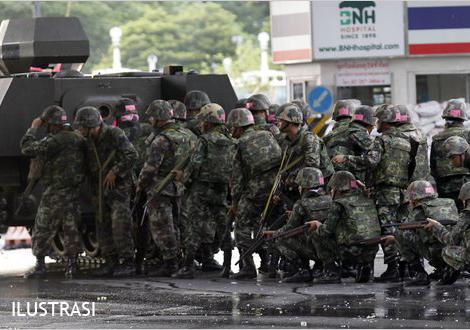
[{"xmin": 0, "ymin": 269, "xmax": 469, "ymax": 329}]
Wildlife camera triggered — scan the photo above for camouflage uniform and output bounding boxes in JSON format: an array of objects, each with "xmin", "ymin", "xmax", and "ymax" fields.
[
  {"xmin": 85, "ymin": 124, "xmax": 137, "ymax": 262},
  {"xmin": 329, "ymin": 99, "xmax": 360, "ymax": 131},
  {"xmin": 324, "ymin": 106, "xmax": 375, "ymax": 182},
  {"xmin": 184, "ymin": 90, "xmax": 211, "ymax": 136},
  {"xmin": 313, "ymin": 171, "xmax": 381, "ymax": 283},
  {"xmin": 275, "ymin": 169, "xmax": 332, "ymax": 272},
  {"xmin": 245, "ymin": 94, "xmax": 281, "ymax": 138},
  {"xmin": 20, "ymin": 108, "xmax": 85, "ymax": 259},
  {"xmin": 137, "ymin": 100, "xmax": 193, "ymax": 274},
  {"xmin": 229, "ymin": 108, "xmax": 282, "ymax": 278},
  {"xmin": 180, "ymin": 105, "xmax": 235, "ymax": 271},
  {"xmin": 395, "ymin": 181, "xmax": 459, "ymax": 283},
  {"xmin": 431, "ymin": 100, "xmax": 470, "ymax": 208}
]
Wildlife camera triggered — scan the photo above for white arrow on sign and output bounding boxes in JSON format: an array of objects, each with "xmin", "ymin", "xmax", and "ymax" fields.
[{"xmin": 313, "ymin": 90, "xmax": 329, "ymax": 108}]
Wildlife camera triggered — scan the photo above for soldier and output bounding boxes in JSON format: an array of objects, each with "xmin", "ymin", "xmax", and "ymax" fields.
[
  {"xmin": 396, "ymin": 104, "xmax": 430, "ymax": 182},
  {"xmin": 328, "ymin": 105, "xmax": 375, "ymax": 183},
  {"xmin": 114, "ymin": 98, "xmax": 142, "ymax": 144},
  {"xmin": 394, "ymin": 180, "xmax": 459, "ymax": 285},
  {"xmin": 425, "ymin": 182, "xmax": 470, "ymax": 277},
  {"xmin": 169, "ymin": 100, "xmax": 188, "ymax": 125},
  {"xmin": 444, "ymin": 135, "xmax": 470, "ymax": 169},
  {"xmin": 309, "ymin": 171, "xmax": 381, "ymax": 284},
  {"xmin": 337, "ymin": 105, "xmax": 414, "ymax": 282},
  {"xmin": 228, "ymin": 108, "xmax": 282, "ymax": 279},
  {"xmin": 277, "ymin": 103, "xmax": 335, "ymax": 195},
  {"xmin": 21, "ymin": 106, "xmax": 85, "ymax": 279},
  {"xmin": 291, "ymin": 98, "xmax": 313, "ymax": 131},
  {"xmin": 172, "ymin": 104, "xmax": 236, "ymax": 278},
  {"xmin": 431, "ymin": 100, "xmax": 470, "ymax": 209},
  {"xmin": 263, "ymin": 167, "xmax": 332, "ymax": 283},
  {"xmin": 74, "ymin": 106, "xmax": 137, "ymax": 277},
  {"xmin": 136, "ymin": 100, "xmax": 192, "ymax": 277},
  {"xmin": 328, "ymin": 99, "xmax": 360, "ymax": 131},
  {"xmin": 267, "ymin": 104, "xmax": 279, "ymax": 125},
  {"xmin": 183, "ymin": 90, "xmax": 210, "ymax": 136},
  {"xmin": 245, "ymin": 94, "xmax": 281, "ymax": 137}
]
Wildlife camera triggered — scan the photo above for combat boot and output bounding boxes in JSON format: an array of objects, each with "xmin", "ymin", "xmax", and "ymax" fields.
[
  {"xmin": 64, "ymin": 256, "xmax": 78, "ymax": 279},
  {"xmin": 257, "ymin": 248, "xmax": 270, "ymax": 275},
  {"xmin": 428, "ymin": 268, "xmax": 443, "ymax": 281},
  {"xmin": 356, "ymin": 263, "xmax": 373, "ymax": 283},
  {"xmin": 201, "ymin": 244, "xmax": 223, "ymax": 272},
  {"xmin": 282, "ymin": 268, "xmax": 312, "ymax": 283},
  {"xmin": 311, "ymin": 261, "xmax": 323, "ymax": 278},
  {"xmin": 340, "ymin": 262, "xmax": 356, "ymax": 278},
  {"xmin": 149, "ymin": 258, "xmax": 179, "ymax": 277},
  {"xmin": 398, "ymin": 261, "xmax": 410, "ymax": 281},
  {"xmin": 374, "ymin": 261, "xmax": 399, "ymax": 283},
  {"xmin": 25, "ymin": 256, "xmax": 46, "ymax": 279},
  {"xmin": 219, "ymin": 249, "xmax": 233, "ymax": 278},
  {"xmin": 266, "ymin": 253, "xmax": 280, "ymax": 279},
  {"xmin": 313, "ymin": 262, "xmax": 341, "ymax": 284},
  {"xmin": 438, "ymin": 266, "xmax": 460, "ymax": 285},
  {"xmin": 113, "ymin": 258, "xmax": 136, "ymax": 277},
  {"xmin": 173, "ymin": 253, "xmax": 196, "ymax": 279},
  {"xmin": 405, "ymin": 263, "xmax": 430, "ymax": 286},
  {"xmin": 233, "ymin": 252, "xmax": 257, "ymax": 280},
  {"xmin": 92, "ymin": 257, "xmax": 117, "ymax": 277}
]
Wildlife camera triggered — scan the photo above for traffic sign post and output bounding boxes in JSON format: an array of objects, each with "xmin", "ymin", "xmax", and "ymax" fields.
[{"xmin": 307, "ymin": 86, "xmax": 333, "ymax": 114}]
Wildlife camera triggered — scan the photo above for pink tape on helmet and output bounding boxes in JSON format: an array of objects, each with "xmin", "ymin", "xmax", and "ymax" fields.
[
  {"xmin": 395, "ymin": 113, "xmax": 401, "ymax": 121},
  {"xmin": 61, "ymin": 115, "xmax": 67, "ymax": 122},
  {"xmin": 319, "ymin": 177, "xmax": 325, "ymax": 185},
  {"xmin": 219, "ymin": 113, "xmax": 226, "ymax": 121},
  {"xmin": 450, "ymin": 109, "xmax": 461, "ymax": 117},
  {"xmin": 400, "ymin": 114, "xmax": 408, "ymax": 122},
  {"xmin": 245, "ymin": 102, "xmax": 253, "ymax": 109},
  {"xmin": 247, "ymin": 115, "xmax": 255, "ymax": 124},
  {"xmin": 125, "ymin": 104, "xmax": 136, "ymax": 112},
  {"xmin": 353, "ymin": 114, "xmax": 364, "ymax": 120},
  {"xmin": 338, "ymin": 108, "xmax": 349, "ymax": 115},
  {"xmin": 121, "ymin": 114, "xmax": 139, "ymax": 122},
  {"xmin": 267, "ymin": 114, "xmax": 276, "ymax": 122},
  {"xmin": 350, "ymin": 180, "xmax": 358, "ymax": 188},
  {"xmin": 425, "ymin": 186, "xmax": 434, "ymax": 194}
]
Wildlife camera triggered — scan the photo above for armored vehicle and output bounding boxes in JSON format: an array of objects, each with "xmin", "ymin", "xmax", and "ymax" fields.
[{"xmin": 0, "ymin": 17, "xmax": 237, "ymax": 256}]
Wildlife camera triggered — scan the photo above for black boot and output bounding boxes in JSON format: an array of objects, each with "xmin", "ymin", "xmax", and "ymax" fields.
[
  {"xmin": 233, "ymin": 252, "xmax": 257, "ymax": 280},
  {"xmin": 25, "ymin": 256, "xmax": 46, "ymax": 279},
  {"xmin": 311, "ymin": 261, "xmax": 323, "ymax": 278},
  {"xmin": 113, "ymin": 258, "xmax": 136, "ymax": 277},
  {"xmin": 405, "ymin": 262, "xmax": 430, "ymax": 286},
  {"xmin": 149, "ymin": 258, "xmax": 179, "ymax": 277},
  {"xmin": 267, "ymin": 253, "xmax": 279, "ymax": 279},
  {"xmin": 201, "ymin": 244, "xmax": 223, "ymax": 272},
  {"xmin": 173, "ymin": 253, "xmax": 196, "ymax": 279},
  {"xmin": 92, "ymin": 257, "xmax": 117, "ymax": 277},
  {"xmin": 219, "ymin": 249, "xmax": 233, "ymax": 278},
  {"xmin": 438, "ymin": 266, "xmax": 460, "ymax": 285},
  {"xmin": 257, "ymin": 248, "xmax": 270, "ymax": 274},
  {"xmin": 428, "ymin": 268, "xmax": 443, "ymax": 281},
  {"xmin": 356, "ymin": 263, "xmax": 373, "ymax": 283},
  {"xmin": 313, "ymin": 262, "xmax": 341, "ymax": 284},
  {"xmin": 398, "ymin": 261, "xmax": 410, "ymax": 281},
  {"xmin": 65, "ymin": 256, "xmax": 78, "ymax": 279},
  {"xmin": 375, "ymin": 261, "xmax": 399, "ymax": 283},
  {"xmin": 282, "ymin": 268, "xmax": 312, "ymax": 283},
  {"xmin": 340, "ymin": 262, "xmax": 356, "ymax": 278}
]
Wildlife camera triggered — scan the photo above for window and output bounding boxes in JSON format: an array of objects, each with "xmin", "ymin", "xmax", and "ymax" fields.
[{"xmin": 416, "ymin": 74, "xmax": 467, "ymax": 103}]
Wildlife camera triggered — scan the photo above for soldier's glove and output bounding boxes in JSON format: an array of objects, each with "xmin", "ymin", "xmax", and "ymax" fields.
[
  {"xmin": 262, "ymin": 230, "xmax": 275, "ymax": 238},
  {"xmin": 306, "ymin": 220, "xmax": 322, "ymax": 231},
  {"xmin": 381, "ymin": 235, "xmax": 396, "ymax": 246},
  {"xmin": 332, "ymin": 155, "xmax": 346, "ymax": 164}
]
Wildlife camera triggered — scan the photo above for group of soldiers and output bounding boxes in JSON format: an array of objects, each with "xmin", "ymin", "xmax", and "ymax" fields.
[{"xmin": 19, "ymin": 90, "xmax": 470, "ymax": 287}]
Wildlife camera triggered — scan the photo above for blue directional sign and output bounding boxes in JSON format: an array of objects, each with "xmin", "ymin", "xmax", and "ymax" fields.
[{"xmin": 307, "ymin": 86, "xmax": 333, "ymax": 114}]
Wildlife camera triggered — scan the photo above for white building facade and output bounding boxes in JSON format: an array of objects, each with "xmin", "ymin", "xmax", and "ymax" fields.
[{"xmin": 271, "ymin": 1, "xmax": 470, "ymax": 111}]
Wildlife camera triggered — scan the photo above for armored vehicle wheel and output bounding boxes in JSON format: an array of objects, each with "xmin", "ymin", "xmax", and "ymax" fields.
[{"xmin": 82, "ymin": 226, "xmax": 100, "ymax": 257}]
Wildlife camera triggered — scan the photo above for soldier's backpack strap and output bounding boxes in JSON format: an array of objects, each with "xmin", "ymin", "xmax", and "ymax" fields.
[{"xmin": 408, "ymin": 135, "xmax": 419, "ymax": 181}]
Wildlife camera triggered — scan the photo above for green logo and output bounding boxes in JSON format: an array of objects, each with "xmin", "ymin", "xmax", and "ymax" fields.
[{"xmin": 339, "ymin": 1, "xmax": 376, "ymax": 25}]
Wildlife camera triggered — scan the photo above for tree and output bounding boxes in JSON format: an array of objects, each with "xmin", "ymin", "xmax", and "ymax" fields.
[{"xmin": 116, "ymin": 2, "xmax": 242, "ymax": 73}]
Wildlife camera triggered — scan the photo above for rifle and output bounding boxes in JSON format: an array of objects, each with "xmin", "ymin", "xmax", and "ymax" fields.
[
  {"xmin": 15, "ymin": 158, "xmax": 43, "ymax": 216},
  {"xmin": 382, "ymin": 219, "xmax": 457, "ymax": 230},
  {"xmin": 236, "ymin": 214, "xmax": 301, "ymax": 265},
  {"xmin": 351, "ymin": 235, "xmax": 390, "ymax": 246}
]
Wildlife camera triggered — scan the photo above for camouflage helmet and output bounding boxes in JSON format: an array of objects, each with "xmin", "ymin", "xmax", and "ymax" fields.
[
  {"xmin": 41, "ymin": 105, "xmax": 67, "ymax": 125},
  {"xmin": 332, "ymin": 99, "xmax": 360, "ymax": 120},
  {"xmin": 184, "ymin": 90, "xmax": 210, "ymax": 110},
  {"xmin": 458, "ymin": 182, "xmax": 470, "ymax": 202},
  {"xmin": 197, "ymin": 103, "xmax": 226, "ymax": 124},
  {"xmin": 396, "ymin": 105, "xmax": 412, "ymax": 124},
  {"xmin": 245, "ymin": 94, "xmax": 271, "ymax": 111},
  {"xmin": 407, "ymin": 180, "xmax": 438, "ymax": 201},
  {"xmin": 292, "ymin": 98, "xmax": 313, "ymax": 123},
  {"xmin": 375, "ymin": 104, "xmax": 402, "ymax": 124},
  {"xmin": 115, "ymin": 98, "xmax": 137, "ymax": 117},
  {"xmin": 227, "ymin": 108, "xmax": 255, "ymax": 128},
  {"xmin": 277, "ymin": 103, "xmax": 303, "ymax": 124},
  {"xmin": 295, "ymin": 167, "xmax": 325, "ymax": 189},
  {"xmin": 444, "ymin": 136, "xmax": 470, "ymax": 158},
  {"xmin": 327, "ymin": 171, "xmax": 359, "ymax": 192},
  {"xmin": 146, "ymin": 100, "xmax": 174, "ymax": 120},
  {"xmin": 352, "ymin": 105, "xmax": 375, "ymax": 126},
  {"xmin": 442, "ymin": 99, "xmax": 467, "ymax": 121},
  {"xmin": 168, "ymin": 100, "xmax": 187, "ymax": 120},
  {"xmin": 74, "ymin": 106, "xmax": 102, "ymax": 128}
]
